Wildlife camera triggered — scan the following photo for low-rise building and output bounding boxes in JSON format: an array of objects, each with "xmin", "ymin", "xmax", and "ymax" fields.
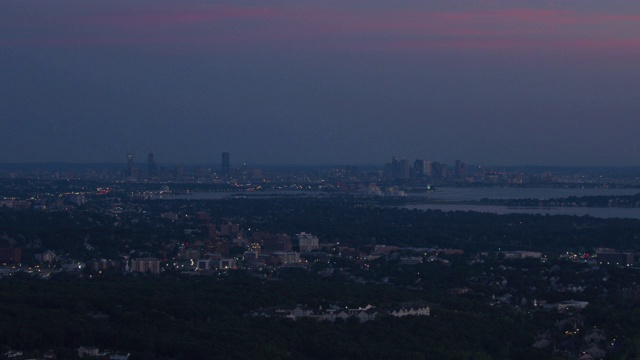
[
  {"xmin": 131, "ymin": 258, "xmax": 160, "ymax": 274},
  {"xmin": 272, "ymin": 252, "xmax": 301, "ymax": 265}
]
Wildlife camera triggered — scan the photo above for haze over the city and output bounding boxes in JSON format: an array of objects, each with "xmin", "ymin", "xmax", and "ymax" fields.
[{"xmin": 2, "ymin": 0, "xmax": 639, "ymax": 166}]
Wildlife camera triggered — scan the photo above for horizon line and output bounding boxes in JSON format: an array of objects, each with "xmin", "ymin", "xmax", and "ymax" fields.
[{"xmin": 1, "ymin": 162, "xmax": 640, "ymax": 169}]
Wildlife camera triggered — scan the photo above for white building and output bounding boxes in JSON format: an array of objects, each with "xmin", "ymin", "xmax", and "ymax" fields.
[
  {"xmin": 297, "ymin": 232, "xmax": 320, "ymax": 252},
  {"xmin": 196, "ymin": 259, "xmax": 213, "ymax": 270},
  {"xmin": 389, "ymin": 306, "xmax": 430, "ymax": 317}
]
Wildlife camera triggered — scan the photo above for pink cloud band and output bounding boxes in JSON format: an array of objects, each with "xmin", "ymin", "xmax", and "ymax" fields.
[{"xmin": 2, "ymin": 4, "xmax": 639, "ymax": 54}]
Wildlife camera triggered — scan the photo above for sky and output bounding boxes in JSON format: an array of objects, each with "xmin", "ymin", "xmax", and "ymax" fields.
[{"xmin": 1, "ymin": 0, "xmax": 640, "ymax": 167}]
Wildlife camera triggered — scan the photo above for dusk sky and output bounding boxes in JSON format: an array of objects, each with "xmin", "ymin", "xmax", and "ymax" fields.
[{"xmin": 2, "ymin": 1, "xmax": 639, "ymax": 166}]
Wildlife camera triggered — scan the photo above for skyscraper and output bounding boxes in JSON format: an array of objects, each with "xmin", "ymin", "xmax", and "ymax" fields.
[
  {"xmin": 221, "ymin": 151, "xmax": 230, "ymax": 177},
  {"xmin": 414, "ymin": 159, "xmax": 431, "ymax": 178},
  {"xmin": 148, "ymin": 153, "xmax": 158, "ymax": 177},
  {"xmin": 391, "ymin": 156, "xmax": 410, "ymax": 179},
  {"xmin": 455, "ymin": 160, "xmax": 466, "ymax": 179},
  {"xmin": 126, "ymin": 153, "xmax": 133, "ymax": 177},
  {"xmin": 431, "ymin": 162, "xmax": 443, "ymax": 179}
]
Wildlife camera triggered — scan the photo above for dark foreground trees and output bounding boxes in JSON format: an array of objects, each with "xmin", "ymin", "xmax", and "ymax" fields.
[{"xmin": 0, "ymin": 274, "xmax": 554, "ymax": 360}]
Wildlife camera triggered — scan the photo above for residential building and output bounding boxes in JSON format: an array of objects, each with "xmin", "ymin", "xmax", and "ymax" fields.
[
  {"xmin": 131, "ymin": 258, "xmax": 160, "ymax": 274},
  {"xmin": 297, "ymin": 232, "xmax": 319, "ymax": 252}
]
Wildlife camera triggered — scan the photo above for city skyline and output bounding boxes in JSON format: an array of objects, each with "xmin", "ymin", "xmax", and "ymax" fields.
[
  {"xmin": 3, "ymin": 151, "xmax": 640, "ymax": 170},
  {"xmin": 2, "ymin": 1, "xmax": 640, "ymax": 166}
]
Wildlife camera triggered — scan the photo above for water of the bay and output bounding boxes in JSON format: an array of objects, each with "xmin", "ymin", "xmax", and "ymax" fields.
[
  {"xmin": 405, "ymin": 187, "xmax": 640, "ymax": 219},
  {"xmin": 164, "ymin": 187, "xmax": 640, "ymax": 219},
  {"xmin": 413, "ymin": 187, "xmax": 640, "ymax": 201}
]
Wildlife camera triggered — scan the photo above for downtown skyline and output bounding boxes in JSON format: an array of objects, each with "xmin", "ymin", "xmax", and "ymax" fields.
[{"xmin": 2, "ymin": 0, "xmax": 640, "ymax": 166}]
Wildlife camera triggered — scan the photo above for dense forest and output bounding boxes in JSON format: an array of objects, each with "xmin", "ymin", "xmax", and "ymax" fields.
[
  {"xmin": 0, "ymin": 274, "xmax": 561, "ymax": 360},
  {"xmin": 1, "ymin": 196, "xmax": 640, "ymax": 358}
]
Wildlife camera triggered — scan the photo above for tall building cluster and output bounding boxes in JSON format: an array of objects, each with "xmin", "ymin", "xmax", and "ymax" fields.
[
  {"xmin": 122, "ymin": 151, "xmax": 236, "ymax": 181},
  {"xmin": 119, "ymin": 151, "xmax": 469, "ymax": 184},
  {"xmin": 385, "ymin": 157, "xmax": 466, "ymax": 181}
]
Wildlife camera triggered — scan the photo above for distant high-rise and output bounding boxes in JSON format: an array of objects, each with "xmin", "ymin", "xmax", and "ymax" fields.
[
  {"xmin": 126, "ymin": 153, "xmax": 133, "ymax": 177},
  {"xmin": 391, "ymin": 156, "xmax": 410, "ymax": 179},
  {"xmin": 455, "ymin": 160, "xmax": 466, "ymax": 179},
  {"xmin": 431, "ymin": 161, "xmax": 443, "ymax": 179},
  {"xmin": 414, "ymin": 159, "xmax": 431, "ymax": 178},
  {"xmin": 175, "ymin": 165, "xmax": 185, "ymax": 181},
  {"xmin": 148, "ymin": 153, "xmax": 158, "ymax": 177},
  {"xmin": 221, "ymin": 151, "xmax": 230, "ymax": 177}
]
